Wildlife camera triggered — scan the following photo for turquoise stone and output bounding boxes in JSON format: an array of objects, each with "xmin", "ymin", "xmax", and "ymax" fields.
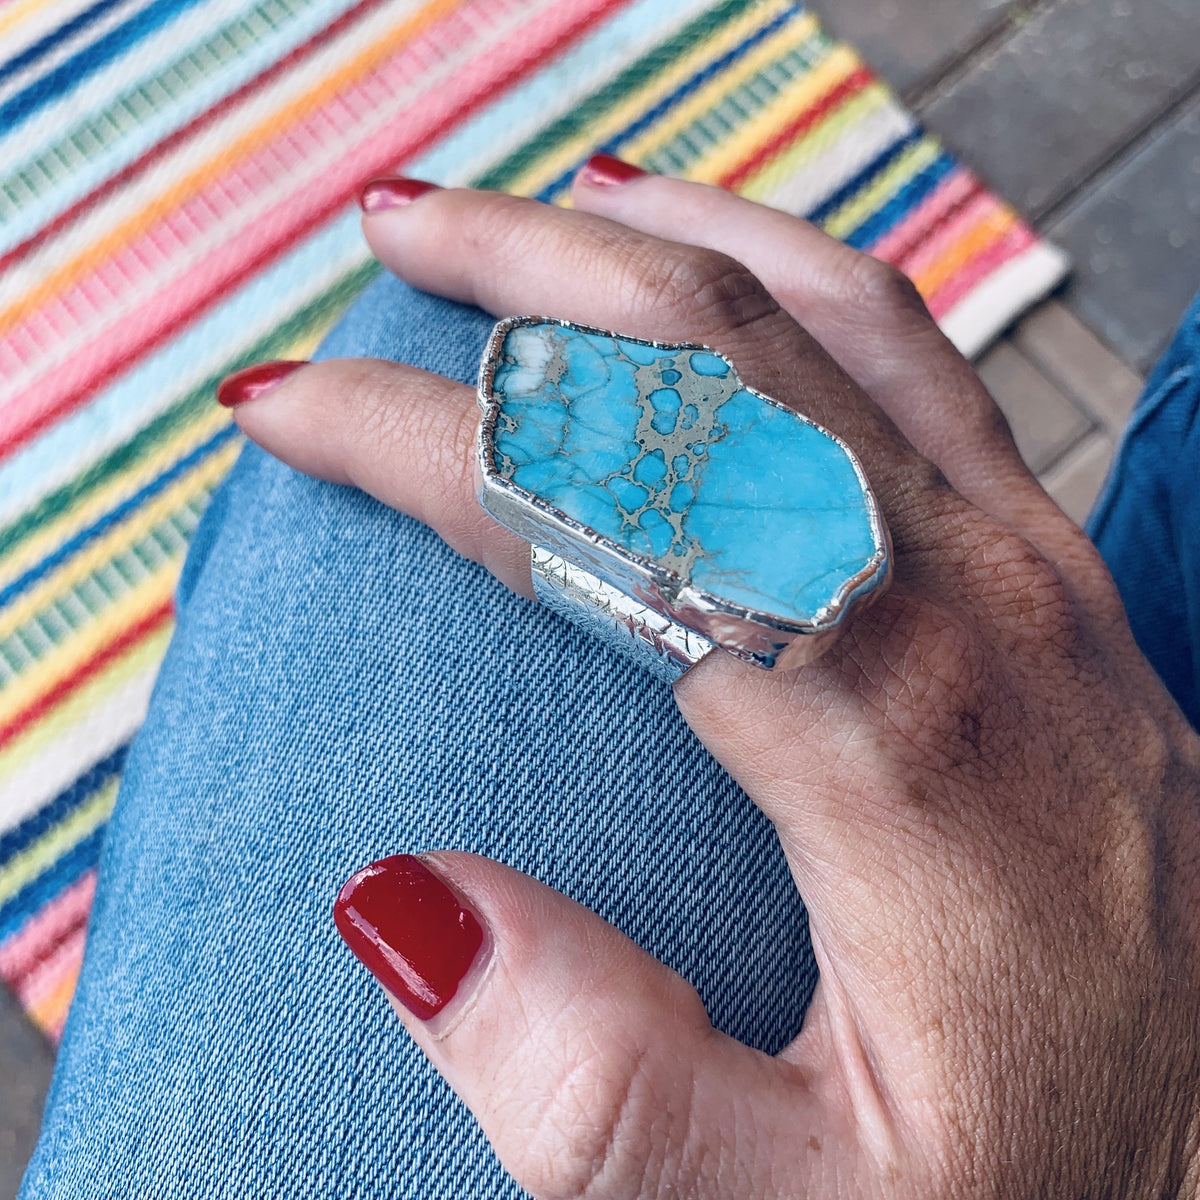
[{"xmin": 483, "ymin": 320, "xmax": 882, "ymax": 626}]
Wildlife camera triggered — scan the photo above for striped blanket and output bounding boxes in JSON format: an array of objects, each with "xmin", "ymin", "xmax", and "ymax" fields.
[{"xmin": 0, "ymin": 0, "xmax": 1068, "ymax": 1042}]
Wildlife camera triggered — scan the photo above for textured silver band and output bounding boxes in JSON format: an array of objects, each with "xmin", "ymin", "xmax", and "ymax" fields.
[{"xmin": 530, "ymin": 546, "xmax": 715, "ymax": 685}]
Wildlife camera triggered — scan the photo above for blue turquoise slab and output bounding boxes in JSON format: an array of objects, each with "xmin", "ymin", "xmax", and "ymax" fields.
[{"xmin": 477, "ymin": 317, "xmax": 890, "ymax": 667}]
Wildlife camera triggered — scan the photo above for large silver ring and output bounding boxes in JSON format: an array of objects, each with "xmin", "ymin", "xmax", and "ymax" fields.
[{"xmin": 477, "ymin": 316, "xmax": 891, "ymax": 684}]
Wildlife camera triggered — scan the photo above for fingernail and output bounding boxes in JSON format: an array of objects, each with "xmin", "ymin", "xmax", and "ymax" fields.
[
  {"xmin": 334, "ymin": 855, "xmax": 486, "ymax": 1021},
  {"xmin": 578, "ymin": 152, "xmax": 648, "ymax": 187},
  {"xmin": 216, "ymin": 360, "xmax": 307, "ymax": 407},
  {"xmin": 358, "ymin": 176, "xmax": 441, "ymax": 213}
]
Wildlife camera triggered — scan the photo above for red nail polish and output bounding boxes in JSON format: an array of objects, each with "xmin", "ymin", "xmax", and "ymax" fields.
[
  {"xmin": 216, "ymin": 360, "xmax": 306, "ymax": 407},
  {"xmin": 578, "ymin": 153, "xmax": 648, "ymax": 187},
  {"xmin": 334, "ymin": 855, "xmax": 486, "ymax": 1021},
  {"xmin": 359, "ymin": 176, "xmax": 441, "ymax": 213}
]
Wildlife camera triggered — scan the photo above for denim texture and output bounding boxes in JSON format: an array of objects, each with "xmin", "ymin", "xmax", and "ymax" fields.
[
  {"xmin": 20, "ymin": 276, "xmax": 815, "ymax": 1199},
  {"xmin": 1089, "ymin": 290, "xmax": 1200, "ymax": 731},
  {"xmin": 22, "ymin": 278, "xmax": 1200, "ymax": 1197}
]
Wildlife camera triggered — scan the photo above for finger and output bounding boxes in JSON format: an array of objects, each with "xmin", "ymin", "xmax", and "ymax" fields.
[
  {"xmin": 357, "ymin": 184, "xmax": 1113, "ymax": 640},
  {"xmin": 571, "ymin": 166, "xmax": 1043, "ymax": 523},
  {"xmin": 568, "ymin": 168, "xmax": 1123, "ymax": 609},
  {"xmin": 233, "ymin": 356, "xmax": 944, "ymax": 1155},
  {"xmin": 333, "ymin": 851, "xmax": 868, "ymax": 1199},
  {"xmin": 360, "ymin": 184, "xmax": 952, "ymax": 547},
  {"xmin": 226, "ymin": 357, "xmax": 534, "ymax": 596}
]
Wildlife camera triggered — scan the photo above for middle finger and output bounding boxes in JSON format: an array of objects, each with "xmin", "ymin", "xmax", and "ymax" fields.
[{"xmin": 361, "ymin": 184, "xmax": 949, "ymax": 546}]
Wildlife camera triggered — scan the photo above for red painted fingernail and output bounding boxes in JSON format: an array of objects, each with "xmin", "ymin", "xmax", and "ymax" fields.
[
  {"xmin": 578, "ymin": 153, "xmax": 648, "ymax": 187},
  {"xmin": 216, "ymin": 360, "xmax": 307, "ymax": 407},
  {"xmin": 358, "ymin": 176, "xmax": 441, "ymax": 213},
  {"xmin": 334, "ymin": 855, "xmax": 486, "ymax": 1021}
]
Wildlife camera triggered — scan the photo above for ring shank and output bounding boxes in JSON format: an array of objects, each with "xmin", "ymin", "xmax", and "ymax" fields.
[{"xmin": 530, "ymin": 546, "xmax": 715, "ymax": 685}]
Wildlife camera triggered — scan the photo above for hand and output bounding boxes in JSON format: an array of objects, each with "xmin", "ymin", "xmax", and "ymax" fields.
[{"xmin": 221, "ymin": 166, "xmax": 1200, "ymax": 1199}]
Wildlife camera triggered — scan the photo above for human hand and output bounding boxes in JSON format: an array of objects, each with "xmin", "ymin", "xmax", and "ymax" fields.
[{"xmin": 219, "ymin": 162, "xmax": 1200, "ymax": 1199}]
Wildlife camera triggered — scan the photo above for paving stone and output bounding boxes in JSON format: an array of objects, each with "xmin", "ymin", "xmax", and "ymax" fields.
[
  {"xmin": 918, "ymin": 0, "xmax": 1200, "ymax": 218},
  {"xmin": 0, "ymin": 989, "xmax": 52, "ymax": 1199},
  {"xmin": 807, "ymin": 0, "xmax": 1012, "ymax": 96},
  {"xmin": 1049, "ymin": 92, "xmax": 1200, "ymax": 373},
  {"xmin": 1012, "ymin": 300, "xmax": 1144, "ymax": 433},
  {"xmin": 1039, "ymin": 429, "xmax": 1116, "ymax": 524},
  {"xmin": 975, "ymin": 337, "xmax": 1096, "ymax": 473}
]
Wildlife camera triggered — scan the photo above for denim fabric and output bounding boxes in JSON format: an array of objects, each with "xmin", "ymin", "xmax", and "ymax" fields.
[
  {"xmin": 19, "ymin": 276, "xmax": 816, "ymax": 1199},
  {"xmin": 22, "ymin": 278, "xmax": 1200, "ymax": 1198},
  {"xmin": 1089, "ymin": 291, "xmax": 1200, "ymax": 731}
]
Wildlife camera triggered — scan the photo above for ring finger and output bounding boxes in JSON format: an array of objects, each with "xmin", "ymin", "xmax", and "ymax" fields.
[{"xmin": 224, "ymin": 355, "xmax": 535, "ymax": 596}]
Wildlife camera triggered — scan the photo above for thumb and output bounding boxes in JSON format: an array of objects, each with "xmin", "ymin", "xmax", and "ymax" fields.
[{"xmin": 333, "ymin": 852, "xmax": 829, "ymax": 1199}]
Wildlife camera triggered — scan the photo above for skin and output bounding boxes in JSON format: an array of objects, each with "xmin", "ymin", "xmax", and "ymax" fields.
[{"xmin": 231, "ymin": 171, "xmax": 1200, "ymax": 1199}]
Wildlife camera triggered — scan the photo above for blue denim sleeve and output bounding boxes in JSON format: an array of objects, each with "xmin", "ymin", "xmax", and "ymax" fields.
[
  {"xmin": 19, "ymin": 274, "xmax": 816, "ymax": 1199},
  {"xmin": 1088, "ymin": 291, "xmax": 1200, "ymax": 731}
]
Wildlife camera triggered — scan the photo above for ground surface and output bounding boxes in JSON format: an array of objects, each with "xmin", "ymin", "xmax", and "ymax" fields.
[
  {"xmin": 2, "ymin": 0, "xmax": 1198, "ymax": 1193},
  {"xmin": 815, "ymin": 0, "xmax": 1200, "ymax": 519}
]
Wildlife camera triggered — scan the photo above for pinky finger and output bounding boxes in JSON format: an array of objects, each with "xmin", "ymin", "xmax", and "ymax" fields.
[{"xmin": 220, "ymin": 357, "xmax": 534, "ymax": 597}]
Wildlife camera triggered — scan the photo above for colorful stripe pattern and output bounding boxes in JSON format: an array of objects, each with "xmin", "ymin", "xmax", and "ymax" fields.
[{"xmin": 0, "ymin": 0, "xmax": 1067, "ymax": 1042}]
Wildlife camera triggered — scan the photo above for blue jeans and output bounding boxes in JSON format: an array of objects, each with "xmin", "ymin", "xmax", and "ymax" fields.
[
  {"xmin": 1089, "ymin": 295, "xmax": 1200, "ymax": 731},
  {"xmin": 19, "ymin": 282, "xmax": 1200, "ymax": 1198}
]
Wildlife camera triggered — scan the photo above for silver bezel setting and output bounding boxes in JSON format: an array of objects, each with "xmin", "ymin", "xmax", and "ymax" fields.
[{"xmin": 477, "ymin": 315, "xmax": 892, "ymax": 670}]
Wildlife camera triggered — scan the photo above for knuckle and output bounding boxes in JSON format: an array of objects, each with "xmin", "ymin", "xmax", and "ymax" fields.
[
  {"xmin": 856, "ymin": 521, "xmax": 1087, "ymax": 764},
  {"xmin": 850, "ymin": 594, "xmax": 992, "ymax": 764},
  {"xmin": 841, "ymin": 254, "xmax": 927, "ymax": 320},
  {"xmin": 344, "ymin": 361, "xmax": 409, "ymax": 449},
  {"xmin": 629, "ymin": 247, "xmax": 780, "ymax": 337},
  {"xmin": 1045, "ymin": 520, "xmax": 1128, "ymax": 626},
  {"xmin": 515, "ymin": 1041, "xmax": 680, "ymax": 1200},
  {"xmin": 461, "ymin": 192, "xmax": 572, "ymax": 296},
  {"xmin": 965, "ymin": 524, "xmax": 1078, "ymax": 645},
  {"xmin": 433, "ymin": 400, "xmax": 490, "ymax": 553},
  {"xmin": 462, "ymin": 190, "xmax": 541, "ymax": 259},
  {"xmin": 342, "ymin": 359, "xmax": 478, "ymax": 542}
]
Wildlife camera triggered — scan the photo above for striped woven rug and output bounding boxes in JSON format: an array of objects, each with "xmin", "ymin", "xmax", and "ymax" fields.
[{"xmin": 0, "ymin": 0, "xmax": 1068, "ymax": 1042}]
